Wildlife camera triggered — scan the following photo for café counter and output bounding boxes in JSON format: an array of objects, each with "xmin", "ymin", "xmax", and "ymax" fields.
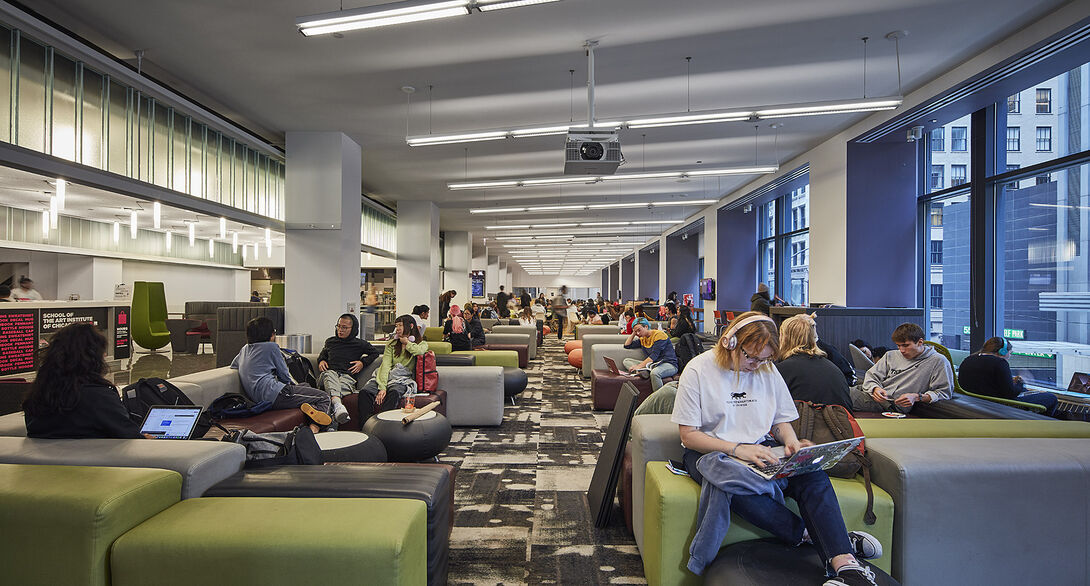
[{"xmin": 0, "ymin": 301, "xmax": 131, "ymax": 376}]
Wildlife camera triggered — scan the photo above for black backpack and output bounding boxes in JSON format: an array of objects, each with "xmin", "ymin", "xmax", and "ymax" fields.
[
  {"xmin": 207, "ymin": 392, "xmax": 275, "ymax": 420},
  {"xmin": 223, "ymin": 425, "xmax": 324, "ymax": 468},
  {"xmin": 281, "ymin": 349, "xmax": 317, "ymax": 387},
  {"xmin": 674, "ymin": 333, "xmax": 706, "ymax": 373},
  {"xmin": 122, "ymin": 377, "xmax": 212, "ymax": 439}
]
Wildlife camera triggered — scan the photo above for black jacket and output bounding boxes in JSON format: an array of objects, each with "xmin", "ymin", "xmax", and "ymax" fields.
[
  {"xmin": 775, "ymin": 355, "xmax": 853, "ymax": 410},
  {"xmin": 750, "ymin": 292, "xmax": 772, "ymax": 315},
  {"xmin": 25, "ymin": 383, "xmax": 143, "ymax": 439},
  {"xmin": 817, "ymin": 339, "xmax": 856, "ymax": 384},
  {"xmin": 958, "ymin": 353, "xmax": 1024, "ymax": 400},
  {"xmin": 444, "ymin": 319, "xmax": 472, "ymax": 351},
  {"xmin": 467, "ymin": 316, "xmax": 487, "ymax": 347},
  {"xmin": 318, "ymin": 314, "xmax": 382, "ymax": 374}
]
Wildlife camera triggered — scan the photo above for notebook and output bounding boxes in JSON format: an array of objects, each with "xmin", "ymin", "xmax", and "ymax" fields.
[
  {"xmin": 602, "ymin": 356, "xmax": 642, "ymax": 377},
  {"xmin": 139, "ymin": 405, "xmax": 204, "ymax": 440},
  {"xmin": 731, "ymin": 437, "xmax": 863, "ymax": 480}
]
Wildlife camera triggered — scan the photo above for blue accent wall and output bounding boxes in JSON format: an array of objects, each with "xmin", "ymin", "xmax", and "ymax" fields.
[
  {"xmin": 717, "ymin": 206, "xmax": 757, "ymax": 310},
  {"xmin": 621, "ymin": 255, "xmax": 635, "ymax": 300},
  {"xmin": 638, "ymin": 246, "xmax": 659, "ymax": 300},
  {"xmin": 609, "ymin": 263, "xmax": 620, "ymax": 300},
  {"xmin": 666, "ymin": 232, "xmax": 700, "ymax": 304}
]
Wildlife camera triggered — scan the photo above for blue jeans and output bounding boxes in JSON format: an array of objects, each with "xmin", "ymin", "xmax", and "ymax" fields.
[
  {"xmin": 622, "ymin": 358, "xmax": 678, "ymax": 391},
  {"xmin": 683, "ymin": 448, "xmax": 854, "ymax": 574},
  {"xmin": 1018, "ymin": 391, "xmax": 1058, "ymax": 416}
]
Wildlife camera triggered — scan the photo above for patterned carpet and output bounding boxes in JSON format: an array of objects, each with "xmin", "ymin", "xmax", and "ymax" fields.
[{"xmin": 441, "ymin": 337, "xmax": 646, "ymax": 585}]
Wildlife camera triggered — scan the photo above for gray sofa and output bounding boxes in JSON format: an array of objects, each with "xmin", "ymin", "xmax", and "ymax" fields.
[
  {"xmin": 215, "ymin": 306, "xmax": 285, "ymax": 367},
  {"xmin": 490, "ymin": 325, "xmax": 539, "ymax": 358},
  {"xmin": 580, "ymin": 335, "xmax": 637, "ymax": 378},
  {"xmin": 484, "ymin": 332, "xmax": 535, "ymax": 360}
]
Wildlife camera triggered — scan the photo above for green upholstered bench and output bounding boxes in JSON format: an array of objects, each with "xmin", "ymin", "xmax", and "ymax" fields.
[
  {"xmin": 857, "ymin": 418, "xmax": 1090, "ymax": 438},
  {"xmin": 642, "ymin": 462, "xmax": 894, "ymax": 586},
  {"xmin": 111, "ymin": 496, "xmax": 427, "ymax": 586},
  {"xmin": 451, "ymin": 349, "xmax": 519, "ymax": 368},
  {"xmin": 0, "ymin": 463, "xmax": 182, "ymax": 586}
]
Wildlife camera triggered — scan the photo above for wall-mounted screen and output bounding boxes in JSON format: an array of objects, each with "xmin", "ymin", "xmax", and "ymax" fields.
[
  {"xmin": 470, "ymin": 270, "xmax": 486, "ymax": 298},
  {"xmin": 699, "ymin": 278, "xmax": 716, "ymax": 301}
]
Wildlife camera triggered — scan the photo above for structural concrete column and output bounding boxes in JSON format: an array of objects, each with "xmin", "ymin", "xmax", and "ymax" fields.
[
  {"xmin": 284, "ymin": 132, "xmax": 362, "ymax": 338},
  {"xmin": 657, "ymin": 235, "xmax": 668, "ymax": 303},
  {"xmin": 443, "ymin": 231, "xmax": 471, "ymax": 326},
  {"xmin": 470, "ymin": 243, "xmax": 487, "ymax": 305},
  {"xmin": 486, "ymin": 255, "xmax": 499, "ymax": 299},
  {"xmin": 395, "ymin": 200, "xmax": 440, "ymax": 320},
  {"xmin": 700, "ymin": 207, "xmax": 718, "ymax": 333}
]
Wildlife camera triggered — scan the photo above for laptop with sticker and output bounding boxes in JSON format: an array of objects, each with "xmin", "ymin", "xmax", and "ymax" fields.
[
  {"xmin": 731, "ymin": 437, "xmax": 863, "ymax": 480},
  {"xmin": 139, "ymin": 405, "xmax": 204, "ymax": 439}
]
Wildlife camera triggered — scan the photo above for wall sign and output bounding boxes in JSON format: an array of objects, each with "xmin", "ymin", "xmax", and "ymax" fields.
[
  {"xmin": 0, "ymin": 309, "xmax": 38, "ymax": 376},
  {"xmin": 114, "ymin": 308, "xmax": 131, "ymax": 360}
]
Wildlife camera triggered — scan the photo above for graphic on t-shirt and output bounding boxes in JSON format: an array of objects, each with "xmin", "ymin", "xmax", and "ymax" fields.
[{"xmin": 731, "ymin": 392, "xmax": 746, "ymax": 399}]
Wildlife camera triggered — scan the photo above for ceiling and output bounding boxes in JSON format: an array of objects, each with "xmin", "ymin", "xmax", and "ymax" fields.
[{"xmin": 20, "ymin": 0, "xmax": 1070, "ymax": 274}]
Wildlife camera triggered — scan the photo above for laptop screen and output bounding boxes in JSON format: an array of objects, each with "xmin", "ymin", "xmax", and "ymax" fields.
[{"xmin": 140, "ymin": 406, "xmax": 203, "ymax": 439}]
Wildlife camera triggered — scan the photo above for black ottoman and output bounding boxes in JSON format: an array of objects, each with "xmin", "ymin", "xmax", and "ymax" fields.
[
  {"xmin": 314, "ymin": 431, "xmax": 387, "ymax": 463},
  {"xmin": 503, "ymin": 366, "xmax": 528, "ymax": 401},
  {"xmin": 704, "ymin": 540, "xmax": 900, "ymax": 585},
  {"xmin": 362, "ymin": 410, "xmax": 452, "ymax": 462}
]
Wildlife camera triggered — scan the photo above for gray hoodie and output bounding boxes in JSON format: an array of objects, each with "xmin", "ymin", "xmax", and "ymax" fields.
[{"xmin": 861, "ymin": 345, "xmax": 953, "ymax": 404}]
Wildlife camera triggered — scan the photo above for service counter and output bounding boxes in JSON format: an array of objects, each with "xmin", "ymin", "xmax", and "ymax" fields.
[{"xmin": 0, "ymin": 301, "xmax": 131, "ymax": 376}]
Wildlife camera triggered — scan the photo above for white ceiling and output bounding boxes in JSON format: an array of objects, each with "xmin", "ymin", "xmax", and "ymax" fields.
[{"xmin": 21, "ymin": 0, "xmax": 1071, "ymax": 274}]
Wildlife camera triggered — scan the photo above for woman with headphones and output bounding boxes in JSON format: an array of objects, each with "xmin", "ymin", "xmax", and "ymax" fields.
[
  {"xmin": 958, "ymin": 336, "xmax": 1058, "ymax": 416},
  {"xmin": 671, "ymin": 311, "xmax": 883, "ymax": 586}
]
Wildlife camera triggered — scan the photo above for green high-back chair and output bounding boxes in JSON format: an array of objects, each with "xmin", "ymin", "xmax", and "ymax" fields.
[
  {"xmin": 269, "ymin": 283, "xmax": 284, "ymax": 307},
  {"xmin": 131, "ymin": 281, "xmax": 171, "ymax": 351},
  {"xmin": 923, "ymin": 340, "xmax": 1046, "ymax": 413}
]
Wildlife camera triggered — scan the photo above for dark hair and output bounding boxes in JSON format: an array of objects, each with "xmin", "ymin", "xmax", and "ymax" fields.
[
  {"xmin": 246, "ymin": 316, "xmax": 276, "ymax": 344},
  {"xmin": 850, "ymin": 339, "xmax": 870, "ymax": 350},
  {"xmin": 23, "ymin": 323, "xmax": 110, "ymax": 416},
  {"xmin": 891, "ymin": 323, "xmax": 925, "ymax": 344},
  {"xmin": 393, "ymin": 314, "xmax": 421, "ymax": 356},
  {"xmin": 19, "ymin": 276, "xmax": 32, "ymax": 285},
  {"xmin": 412, "ymin": 304, "xmax": 430, "ymax": 315},
  {"xmin": 499, "ymin": 285, "xmax": 504, "ymax": 291},
  {"xmin": 678, "ymin": 305, "xmax": 696, "ymax": 329},
  {"xmin": 979, "ymin": 336, "xmax": 1007, "ymax": 354},
  {"xmin": 0, "ymin": 285, "xmax": 9, "ymax": 298}
]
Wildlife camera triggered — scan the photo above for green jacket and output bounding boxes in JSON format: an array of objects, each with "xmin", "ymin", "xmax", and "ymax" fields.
[{"xmin": 376, "ymin": 339, "xmax": 429, "ymax": 390}]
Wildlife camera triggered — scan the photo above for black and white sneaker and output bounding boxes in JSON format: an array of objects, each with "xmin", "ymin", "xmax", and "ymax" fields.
[
  {"xmin": 847, "ymin": 531, "xmax": 883, "ymax": 560},
  {"xmin": 824, "ymin": 563, "xmax": 879, "ymax": 586}
]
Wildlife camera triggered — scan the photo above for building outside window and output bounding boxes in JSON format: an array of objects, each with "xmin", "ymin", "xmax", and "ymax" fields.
[
  {"xmin": 1035, "ymin": 88, "xmax": 1052, "ymax": 113},
  {"xmin": 931, "ymin": 165, "xmax": 944, "ymax": 191},
  {"xmin": 930, "ymin": 128, "xmax": 944, "ymax": 151},
  {"xmin": 1007, "ymin": 94, "xmax": 1020, "ymax": 113},
  {"xmin": 951, "ymin": 126, "xmax": 968, "ymax": 151},
  {"xmin": 951, "ymin": 165, "xmax": 967, "ymax": 186},
  {"xmin": 1036, "ymin": 126, "xmax": 1052, "ymax": 152},
  {"xmin": 1036, "ymin": 174, "xmax": 1052, "ymax": 185},
  {"xmin": 755, "ymin": 177, "xmax": 810, "ymax": 306},
  {"xmin": 1005, "ymin": 164, "xmax": 1021, "ymax": 190},
  {"xmin": 930, "ymin": 240, "xmax": 943, "ymax": 264},
  {"xmin": 930, "ymin": 284, "xmax": 944, "ymax": 309},
  {"xmin": 1006, "ymin": 127, "xmax": 1021, "ymax": 151}
]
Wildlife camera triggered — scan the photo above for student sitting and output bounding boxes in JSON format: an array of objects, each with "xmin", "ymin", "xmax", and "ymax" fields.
[
  {"xmin": 359, "ymin": 315, "xmax": 428, "ymax": 423},
  {"xmin": 672, "ymin": 312, "xmax": 882, "ymax": 585},
  {"xmin": 623, "ymin": 318, "xmax": 680, "ymax": 391},
  {"xmin": 316, "ymin": 313, "xmax": 383, "ymax": 424},
  {"xmin": 849, "ymin": 323, "xmax": 953, "ymax": 413},
  {"xmin": 775, "ymin": 314, "xmax": 853, "ymax": 410},
  {"xmin": 618, "ymin": 308, "xmax": 636, "ymax": 334},
  {"xmin": 23, "ymin": 323, "xmax": 145, "ymax": 439},
  {"xmin": 958, "ymin": 336, "xmax": 1058, "ymax": 416},
  {"xmin": 463, "ymin": 305, "xmax": 487, "ymax": 347},
  {"xmin": 670, "ymin": 305, "xmax": 697, "ymax": 338},
  {"xmin": 411, "ymin": 304, "xmax": 430, "ymax": 334},
  {"xmin": 232, "ymin": 317, "xmax": 333, "ymax": 433},
  {"xmin": 518, "ymin": 307, "xmax": 537, "ymax": 327},
  {"xmin": 443, "ymin": 305, "xmax": 471, "ymax": 351}
]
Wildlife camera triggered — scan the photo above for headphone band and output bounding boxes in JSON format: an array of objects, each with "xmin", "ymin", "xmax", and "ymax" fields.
[
  {"xmin": 723, "ymin": 315, "xmax": 776, "ymax": 345},
  {"xmin": 998, "ymin": 336, "xmax": 1011, "ymax": 356}
]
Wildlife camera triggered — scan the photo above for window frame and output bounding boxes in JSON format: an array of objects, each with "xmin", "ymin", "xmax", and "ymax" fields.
[{"xmin": 1035, "ymin": 88, "xmax": 1052, "ymax": 114}]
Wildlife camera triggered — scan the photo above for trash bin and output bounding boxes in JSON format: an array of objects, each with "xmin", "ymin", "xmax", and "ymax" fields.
[{"xmin": 277, "ymin": 334, "xmax": 312, "ymax": 354}]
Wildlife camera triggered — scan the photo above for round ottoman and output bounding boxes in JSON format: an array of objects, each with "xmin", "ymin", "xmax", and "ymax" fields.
[
  {"xmin": 564, "ymin": 340, "xmax": 582, "ymax": 354},
  {"xmin": 543, "ymin": 325, "xmax": 551, "ymax": 336},
  {"xmin": 503, "ymin": 366, "xmax": 528, "ymax": 399},
  {"xmin": 703, "ymin": 540, "xmax": 899, "ymax": 586},
  {"xmin": 361, "ymin": 410, "xmax": 452, "ymax": 462},
  {"xmin": 314, "ymin": 431, "xmax": 387, "ymax": 463},
  {"xmin": 568, "ymin": 348, "xmax": 583, "ymax": 369}
]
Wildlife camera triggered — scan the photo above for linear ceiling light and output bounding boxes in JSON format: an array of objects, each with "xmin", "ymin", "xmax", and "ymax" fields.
[
  {"xmin": 450, "ymin": 167, "xmax": 776, "ymax": 190},
  {"xmin": 297, "ymin": 0, "xmax": 470, "ymax": 36},
  {"xmin": 477, "ymin": 0, "xmax": 561, "ymax": 12},
  {"xmin": 471, "ymin": 199, "xmax": 718, "ymax": 214},
  {"xmin": 489, "ymin": 219, "xmax": 682, "ymax": 231}
]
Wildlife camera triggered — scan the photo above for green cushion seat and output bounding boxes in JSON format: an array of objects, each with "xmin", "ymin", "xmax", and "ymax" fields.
[
  {"xmin": 111, "ymin": 496, "xmax": 427, "ymax": 586},
  {"xmin": 0, "ymin": 463, "xmax": 182, "ymax": 586},
  {"xmin": 424, "ymin": 327, "xmax": 445, "ymax": 342},
  {"xmin": 641, "ymin": 461, "xmax": 894, "ymax": 586},
  {"xmin": 131, "ymin": 281, "xmax": 171, "ymax": 351},
  {"xmin": 451, "ymin": 350, "xmax": 519, "ymax": 368},
  {"xmin": 269, "ymin": 283, "xmax": 284, "ymax": 306}
]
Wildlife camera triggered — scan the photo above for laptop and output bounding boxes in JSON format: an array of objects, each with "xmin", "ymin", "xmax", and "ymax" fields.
[
  {"xmin": 1067, "ymin": 372, "xmax": 1090, "ymax": 395},
  {"xmin": 731, "ymin": 437, "xmax": 863, "ymax": 480},
  {"xmin": 602, "ymin": 356, "xmax": 640, "ymax": 377},
  {"xmin": 139, "ymin": 405, "xmax": 204, "ymax": 440}
]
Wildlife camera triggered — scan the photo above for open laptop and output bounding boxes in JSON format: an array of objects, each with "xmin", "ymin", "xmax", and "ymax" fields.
[
  {"xmin": 139, "ymin": 405, "xmax": 204, "ymax": 439},
  {"xmin": 731, "ymin": 437, "xmax": 863, "ymax": 480},
  {"xmin": 602, "ymin": 356, "xmax": 641, "ymax": 377}
]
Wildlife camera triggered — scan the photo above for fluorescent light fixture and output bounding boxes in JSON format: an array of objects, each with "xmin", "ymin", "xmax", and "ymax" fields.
[
  {"xmin": 599, "ymin": 172, "xmax": 683, "ymax": 182},
  {"xmin": 188, "ymin": 222, "xmax": 196, "ymax": 246},
  {"xmin": 687, "ymin": 166, "xmax": 779, "ymax": 176},
  {"xmin": 525, "ymin": 205, "xmax": 586, "ymax": 212},
  {"xmin": 655, "ymin": 199, "xmax": 718, "ymax": 206},
  {"xmin": 476, "ymin": 0, "xmax": 560, "ymax": 11},
  {"xmin": 253, "ymin": 243, "xmax": 260, "ymax": 260},
  {"xmin": 627, "ymin": 111, "xmax": 754, "ymax": 129},
  {"xmin": 265, "ymin": 228, "xmax": 272, "ymax": 255},
  {"xmin": 471, "ymin": 198, "xmax": 717, "ymax": 214},
  {"xmin": 509, "ymin": 125, "xmax": 571, "ymax": 137},
  {"xmin": 579, "ymin": 221, "xmax": 628, "ymax": 227},
  {"xmin": 130, "ymin": 210, "xmax": 138, "ymax": 239},
  {"xmin": 242, "ymin": 244, "xmax": 248, "ymax": 261},
  {"xmin": 407, "ymin": 130, "xmax": 508, "ymax": 146},
  {"xmin": 49, "ymin": 196, "xmax": 58, "ymax": 229},
  {"xmin": 632, "ymin": 220, "xmax": 684, "ymax": 225},
  {"xmin": 296, "ymin": 0, "xmax": 470, "ymax": 36},
  {"xmin": 41, "ymin": 210, "xmax": 49, "ymax": 236},
  {"xmin": 153, "ymin": 202, "xmax": 161, "ymax": 229},
  {"xmin": 753, "ymin": 97, "xmax": 902, "ymax": 118},
  {"xmin": 55, "ymin": 178, "xmax": 66, "ymax": 209},
  {"xmin": 165, "ymin": 230, "xmax": 172, "ymax": 251},
  {"xmin": 486, "ymin": 225, "xmax": 531, "ymax": 230},
  {"xmin": 470, "ymin": 207, "xmax": 526, "ymax": 214},
  {"xmin": 232, "ymin": 232, "xmax": 239, "ymax": 253},
  {"xmin": 495, "ymin": 234, "xmax": 574, "ymax": 240},
  {"xmin": 112, "ymin": 221, "xmax": 120, "ymax": 243},
  {"xmin": 219, "ymin": 217, "xmax": 227, "ymax": 240},
  {"xmin": 450, "ymin": 166, "xmax": 775, "ymax": 190},
  {"xmin": 209, "ymin": 238, "xmax": 215, "ymax": 258},
  {"xmin": 520, "ymin": 176, "xmax": 595, "ymax": 186},
  {"xmin": 531, "ymin": 223, "xmax": 578, "ymax": 228},
  {"xmin": 449, "ymin": 180, "xmax": 521, "ymax": 190}
]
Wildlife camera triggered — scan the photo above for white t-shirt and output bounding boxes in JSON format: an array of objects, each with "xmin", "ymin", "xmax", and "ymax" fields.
[
  {"xmin": 671, "ymin": 350, "xmax": 798, "ymax": 445},
  {"xmin": 11, "ymin": 287, "xmax": 42, "ymax": 301}
]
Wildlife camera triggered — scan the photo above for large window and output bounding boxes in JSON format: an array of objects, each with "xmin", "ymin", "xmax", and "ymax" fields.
[
  {"xmin": 1035, "ymin": 88, "xmax": 1052, "ymax": 113},
  {"xmin": 930, "ymin": 128, "xmax": 944, "ymax": 152},
  {"xmin": 1006, "ymin": 127, "xmax": 1021, "ymax": 151},
  {"xmin": 931, "ymin": 165, "xmax": 944, "ymax": 190},
  {"xmin": 951, "ymin": 165, "xmax": 967, "ymax": 186},
  {"xmin": 1007, "ymin": 94, "xmax": 1020, "ymax": 114},
  {"xmin": 755, "ymin": 179, "xmax": 810, "ymax": 306},
  {"xmin": 921, "ymin": 191, "xmax": 970, "ymax": 347},
  {"xmin": 951, "ymin": 126, "xmax": 968, "ymax": 151},
  {"xmin": 1036, "ymin": 126, "xmax": 1052, "ymax": 152}
]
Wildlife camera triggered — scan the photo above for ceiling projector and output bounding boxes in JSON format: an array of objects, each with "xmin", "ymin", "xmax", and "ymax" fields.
[{"xmin": 564, "ymin": 127, "xmax": 622, "ymax": 175}]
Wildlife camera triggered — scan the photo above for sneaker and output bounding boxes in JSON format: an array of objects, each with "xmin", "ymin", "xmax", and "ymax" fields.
[
  {"xmin": 824, "ymin": 563, "xmax": 878, "ymax": 586},
  {"xmin": 847, "ymin": 531, "xmax": 883, "ymax": 560},
  {"xmin": 332, "ymin": 402, "xmax": 350, "ymax": 424},
  {"xmin": 300, "ymin": 403, "xmax": 332, "ymax": 427}
]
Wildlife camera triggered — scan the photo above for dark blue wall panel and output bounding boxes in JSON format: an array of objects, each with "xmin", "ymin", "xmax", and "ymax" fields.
[
  {"xmin": 638, "ymin": 246, "xmax": 659, "ymax": 300},
  {"xmin": 665, "ymin": 233, "xmax": 700, "ymax": 303},
  {"xmin": 717, "ymin": 207, "xmax": 757, "ymax": 310}
]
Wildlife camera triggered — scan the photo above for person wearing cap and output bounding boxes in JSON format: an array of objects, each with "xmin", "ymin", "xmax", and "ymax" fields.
[
  {"xmin": 750, "ymin": 283, "xmax": 786, "ymax": 316},
  {"xmin": 11, "ymin": 277, "xmax": 43, "ymax": 301},
  {"xmin": 623, "ymin": 317, "xmax": 679, "ymax": 391}
]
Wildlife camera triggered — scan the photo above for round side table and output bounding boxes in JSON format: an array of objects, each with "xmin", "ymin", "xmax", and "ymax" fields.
[
  {"xmin": 361, "ymin": 410, "xmax": 452, "ymax": 462},
  {"xmin": 314, "ymin": 431, "xmax": 387, "ymax": 463}
]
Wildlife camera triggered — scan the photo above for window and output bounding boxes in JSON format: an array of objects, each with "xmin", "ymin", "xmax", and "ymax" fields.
[
  {"xmin": 930, "ymin": 128, "xmax": 944, "ymax": 151},
  {"xmin": 1035, "ymin": 88, "xmax": 1051, "ymax": 113},
  {"xmin": 930, "ymin": 240, "xmax": 943, "ymax": 264},
  {"xmin": 930, "ymin": 203, "xmax": 943, "ymax": 226},
  {"xmin": 1007, "ymin": 94, "xmax": 1020, "ymax": 114},
  {"xmin": 951, "ymin": 165, "xmax": 967, "ymax": 186},
  {"xmin": 1035, "ymin": 174, "xmax": 1051, "ymax": 185},
  {"xmin": 951, "ymin": 126, "xmax": 968, "ymax": 151},
  {"xmin": 1036, "ymin": 126, "xmax": 1052, "ymax": 152},
  {"xmin": 1006, "ymin": 127, "xmax": 1020, "ymax": 152},
  {"xmin": 930, "ymin": 165, "xmax": 944, "ymax": 191},
  {"xmin": 920, "ymin": 191, "xmax": 969, "ymax": 347},
  {"xmin": 930, "ymin": 284, "xmax": 944, "ymax": 309},
  {"xmin": 755, "ymin": 177, "xmax": 810, "ymax": 306},
  {"xmin": 1004, "ymin": 164, "xmax": 1020, "ymax": 190}
]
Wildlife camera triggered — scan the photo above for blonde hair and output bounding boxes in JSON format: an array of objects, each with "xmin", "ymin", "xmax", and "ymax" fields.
[
  {"xmin": 714, "ymin": 311, "xmax": 780, "ymax": 372},
  {"xmin": 778, "ymin": 313, "xmax": 827, "ymax": 360}
]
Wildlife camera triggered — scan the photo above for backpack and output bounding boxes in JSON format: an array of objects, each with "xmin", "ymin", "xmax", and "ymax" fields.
[
  {"xmin": 122, "ymin": 377, "xmax": 212, "ymax": 439},
  {"xmin": 207, "ymin": 392, "xmax": 274, "ymax": 420},
  {"xmin": 674, "ymin": 333, "xmax": 706, "ymax": 373},
  {"xmin": 281, "ymin": 348, "xmax": 317, "ymax": 387},
  {"xmin": 415, "ymin": 351, "xmax": 439, "ymax": 393},
  {"xmin": 222, "ymin": 425, "xmax": 323, "ymax": 468},
  {"xmin": 790, "ymin": 400, "xmax": 876, "ymax": 525}
]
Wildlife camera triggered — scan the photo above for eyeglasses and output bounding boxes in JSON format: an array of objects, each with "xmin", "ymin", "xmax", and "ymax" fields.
[{"xmin": 739, "ymin": 346, "xmax": 773, "ymax": 366}]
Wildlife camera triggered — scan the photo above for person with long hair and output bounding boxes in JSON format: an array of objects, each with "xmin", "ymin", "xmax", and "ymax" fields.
[
  {"xmin": 444, "ymin": 305, "xmax": 471, "ymax": 351},
  {"xmin": 958, "ymin": 336, "xmax": 1057, "ymax": 416},
  {"xmin": 775, "ymin": 314, "xmax": 853, "ymax": 409},
  {"xmin": 23, "ymin": 323, "xmax": 143, "ymax": 438},
  {"xmin": 671, "ymin": 311, "xmax": 882, "ymax": 585},
  {"xmin": 462, "ymin": 305, "xmax": 487, "ymax": 347},
  {"xmin": 358, "ymin": 314, "xmax": 428, "ymax": 423},
  {"xmin": 670, "ymin": 305, "xmax": 697, "ymax": 338},
  {"xmin": 518, "ymin": 307, "xmax": 536, "ymax": 327}
]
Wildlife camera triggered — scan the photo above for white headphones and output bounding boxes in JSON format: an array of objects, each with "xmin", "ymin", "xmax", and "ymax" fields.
[{"xmin": 722, "ymin": 314, "xmax": 776, "ymax": 350}]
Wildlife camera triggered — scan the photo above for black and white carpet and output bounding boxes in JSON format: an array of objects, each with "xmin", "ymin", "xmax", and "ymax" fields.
[{"xmin": 441, "ymin": 338, "xmax": 646, "ymax": 585}]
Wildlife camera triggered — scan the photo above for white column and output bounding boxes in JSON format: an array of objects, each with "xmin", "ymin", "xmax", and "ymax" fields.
[
  {"xmin": 284, "ymin": 132, "xmax": 363, "ymax": 338},
  {"xmin": 486, "ymin": 254, "xmax": 499, "ymax": 299},
  {"xmin": 498, "ymin": 261, "xmax": 508, "ymax": 300},
  {"xmin": 395, "ymin": 200, "xmax": 441, "ymax": 320},
  {"xmin": 657, "ymin": 235, "xmax": 667, "ymax": 303},
  {"xmin": 471, "ymin": 244, "xmax": 487, "ymax": 305},
  {"xmin": 701, "ymin": 207, "xmax": 718, "ymax": 333},
  {"xmin": 443, "ymin": 231, "xmax": 472, "ymax": 327}
]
